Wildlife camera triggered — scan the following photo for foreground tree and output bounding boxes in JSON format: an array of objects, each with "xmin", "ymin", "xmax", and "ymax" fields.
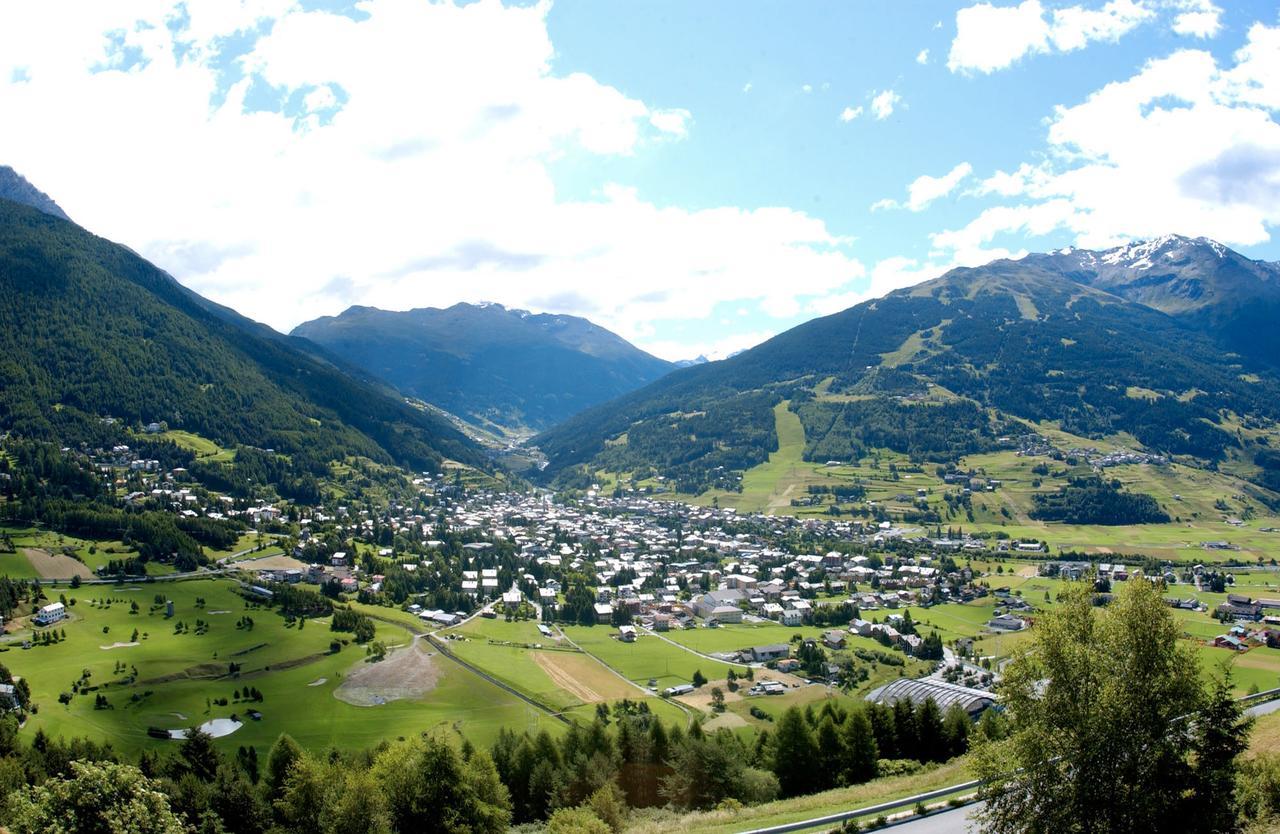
[
  {"xmin": 9, "ymin": 760, "xmax": 185, "ymax": 834},
  {"xmin": 974, "ymin": 579, "xmax": 1249, "ymax": 834}
]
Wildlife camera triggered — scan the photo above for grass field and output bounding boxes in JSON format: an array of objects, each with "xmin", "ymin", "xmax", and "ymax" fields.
[
  {"xmin": 4, "ymin": 578, "xmax": 565, "ymax": 757},
  {"xmin": 560, "ymin": 624, "xmax": 739, "ymax": 692}
]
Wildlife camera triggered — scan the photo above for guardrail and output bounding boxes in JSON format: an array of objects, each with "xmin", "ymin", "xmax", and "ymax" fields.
[
  {"xmin": 737, "ymin": 780, "xmax": 983, "ymax": 834},
  {"xmin": 736, "ymin": 686, "xmax": 1280, "ymax": 834}
]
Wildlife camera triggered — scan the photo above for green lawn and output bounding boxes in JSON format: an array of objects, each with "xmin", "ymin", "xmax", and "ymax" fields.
[
  {"xmin": 562, "ymin": 625, "xmax": 738, "ymax": 691},
  {"xmin": 7, "ymin": 578, "xmax": 564, "ymax": 757}
]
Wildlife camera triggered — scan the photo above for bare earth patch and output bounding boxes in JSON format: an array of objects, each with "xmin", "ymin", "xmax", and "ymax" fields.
[
  {"xmin": 533, "ymin": 650, "xmax": 640, "ymax": 703},
  {"xmin": 22, "ymin": 548, "xmax": 93, "ymax": 580},
  {"xmin": 534, "ymin": 651, "xmax": 600, "ymax": 703},
  {"xmin": 234, "ymin": 554, "xmax": 307, "ymax": 571},
  {"xmin": 307, "ymin": 677, "xmax": 327, "ymax": 687},
  {"xmin": 704, "ymin": 710, "xmax": 749, "ymax": 731},
  {"xmin": 100, "ymin": 641, "xmax": 140, "ymax": 650},
  {"xmin": 334, "ymin": 639, "xmax": 439, "ymax": 706}
]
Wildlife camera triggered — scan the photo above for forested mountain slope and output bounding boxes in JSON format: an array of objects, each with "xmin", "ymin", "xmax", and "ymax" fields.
[
  {"xmin": 0, "ymin": 197, "xmax": 484, "ymax": 473},
  {"xmin": 534, "ymin": 248, "xmax": 1280, "ymax": 495},
  {"xmin": 293, "ymin": 303, "xmax": 674, "ymax": 435}
]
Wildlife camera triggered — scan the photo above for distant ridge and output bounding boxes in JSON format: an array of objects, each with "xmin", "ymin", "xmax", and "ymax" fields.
[
  {"xmin": 293, "ymin": 302, "xmax": 675, "ymax": 435},
  {"xmin": 0, "ymin": 165, "xmax": 70, "ymax": 221}
]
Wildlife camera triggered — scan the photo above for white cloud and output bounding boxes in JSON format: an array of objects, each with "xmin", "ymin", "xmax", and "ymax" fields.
[
  {"xmin": 874, "ymin": 162, "xmax": 974, "ymax": 212},
  {"xmin": 870, "ymin": 89, "xmax": 901, "ymax": 120},
  {"xmin": 1171, "ymin": 0, "xmax": 1222, "ymax": 39},
  {"xmin": 807, "ymin": 256, "xmax": 954, "ymax": 314},
  {"xmin": 937, "ymin": 25, "xmax": 1280, "ymax": 254},
  {"xmin": 0, "ymin": 0, "xmax": 865, "ymax": 350},
  {"xmin": 802, "ymin": 83, "xmax": 813, "ymax": 93},
  {"xmin": 839, "ymin": 105, "xmax": 863, "ymax": 122},
  {"xmin": 649, "ymin": 108, "xmax": 691, "ymax": 138},
  {"xmin": 641, "ymin": 331, "xmax": 777, "ymax": 362},
  {"xmin": 948, "ymin": 0, "xmax": 1154, "ymax": 74},
  {"xmin": 916, "ymin": 48, "xmax": 930, "ymax": 65},
  {"xmin": 742, "ymin": 81, "xmax": 753, "ymax": 93}
]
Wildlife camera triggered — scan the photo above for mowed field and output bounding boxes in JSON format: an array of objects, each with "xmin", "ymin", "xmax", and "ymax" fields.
[
  {"xmin": 443, "ymin": 615, "xmax": 687, "ymax": 724},
  {"xmin": 2, "ymin": 578, "xmax": 565, "ymax": 757}
]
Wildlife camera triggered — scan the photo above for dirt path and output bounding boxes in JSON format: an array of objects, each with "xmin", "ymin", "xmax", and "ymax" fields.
[
  {"xmin": 766, "ymin": 483, "xmax": 797, "ymax": 512},
  {"xmin": 533, "ymin": 651, "xmax": 601, "ymax": 703},
  {"xmin": 22, "ymin": 548, "xmax": 93, "ymax": 580},
  {"xmin": 334, "ymin": 637, "xmax": 440, "ymax": 706}
]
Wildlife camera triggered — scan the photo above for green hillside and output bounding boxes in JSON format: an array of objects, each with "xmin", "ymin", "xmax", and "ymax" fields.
[{"xmin": 0, "ymin": 198, "xmax": 484, "ymax": 475}]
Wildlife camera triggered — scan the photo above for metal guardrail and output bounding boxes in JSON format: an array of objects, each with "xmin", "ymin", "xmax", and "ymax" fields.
[
  {"xmin": 737, "ymin": 780, "xmax": 983, "ymax": 834},
  {"xmin": 736, "ymin": 686, "xmax": 1280, "ymax": 834}
]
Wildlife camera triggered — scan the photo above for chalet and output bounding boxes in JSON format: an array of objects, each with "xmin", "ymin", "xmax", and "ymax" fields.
[
  {"xmin": 823, "ymin": 630, "xmax": 847, "ymax": 649},
  {"xmin": 1214, "ymin": 634, "xmax": 1249, "ymax": 651},
  {"xmin": 593, "ymin": 602, "xmax": 614, "ymax": 624},
  {"xmin": 619, "ymin": 625, "xmax": 637, "ymax": 642}
]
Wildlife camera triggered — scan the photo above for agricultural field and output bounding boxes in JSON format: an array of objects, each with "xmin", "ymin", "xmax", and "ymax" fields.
[
  {"xmin": 0, "ymin": 578, "xmax": 565, "ymax": 757},
  {"xmin": 0, "ymin": 525, "xmax": 175, "ymax": 579}
]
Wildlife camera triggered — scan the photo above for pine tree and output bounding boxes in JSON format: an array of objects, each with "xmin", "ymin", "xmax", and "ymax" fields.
[
  {"xmin": 772, "ymin": 707, "xmax": 820, "ymax": 797},
  {"xmin": 841, "ymin": 708, "xmax": 879, "ymax": 785}
]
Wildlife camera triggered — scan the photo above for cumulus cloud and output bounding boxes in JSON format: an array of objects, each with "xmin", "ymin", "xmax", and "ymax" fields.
[
  {"xmin": 0, "ymin": 0, "xmax": 864, "ymax": 354},
  {"xmin": 948, "ymin": 0, "xmax": 1154, "ymax": 74},
  {"xmin": 870, "ymin": 89, "xmax": 901, "ymax": 120},
  {"xmin": 935, "ymin": 24, "xmax": 1280, "ymax": 255},
  {"xmin": 1171, "ymin": 0, "xmax": 1222, "ymax": 38},
  {"xmin": 874, "ymin": 162, "xmax": 974, "ymax": 212},
  {"xmin": 839, "ymin": 105, "xmax": 863, "ymax": 122},
  {"xmin": 916, "ymin": 48, "xmax": 930, "ymax": 65}
]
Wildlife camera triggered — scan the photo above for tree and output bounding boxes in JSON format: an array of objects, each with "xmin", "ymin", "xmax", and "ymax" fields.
[
  {"xmin": 547, "ymin": 807, "xmax": 611, "ymax": 834},
  {"xmin": 9, "ymin": 760, "xmax": 185, "ymax": 834},
  {"xmin": 691, "ymin": 669, "xmax": 707, "ymax": 688},
  {"xmin": 772, "ymin": 707, "xmax": 820, "ymax": 797},
  {"xmin": 814, "ymin": 717, "xmax": 842, "ymax": 790},
  {"xmin": 840, "ymin": 708, "xmax": 879, "ymax": 785},
  {"xmin": 974, "ymin": 580, "xmax": 1219, "ymax": 834},
  {"xmin": 263, "ymin": 734, "xmax": 304, "ymax": 801},
  {"xmin": 941, "ymin": 704, "xmax": 971, "ymax": 760},
  {"xmin": 1186, "ymin": 674, "xmax": 1251, "ymax": 834}
]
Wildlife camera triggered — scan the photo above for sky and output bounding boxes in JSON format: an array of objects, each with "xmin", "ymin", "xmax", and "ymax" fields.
[{"xmin": 2, "ymin": 0, "xmax": 1280, "ymax": 361}]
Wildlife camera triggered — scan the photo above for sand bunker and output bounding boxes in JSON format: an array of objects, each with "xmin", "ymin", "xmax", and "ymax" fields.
[
  {"xmin": 170, "ymin": 718, "xmax": 243, "ymax": 739},
  {"xmin": 307, "ymin": 678, "xmax": 327, "ymax": 687},
  {"xmin": 334, "ymin": 639, "xmax": 439, "ymax": 706},
  {"xmin": 207, "ymin": 610, "xmax": 231, "ymax": 615},
  {"xmin": 100, "ymin": 641, "xmax": 140, "ymax": 650}
]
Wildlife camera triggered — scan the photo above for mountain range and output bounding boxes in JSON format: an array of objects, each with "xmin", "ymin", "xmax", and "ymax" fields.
[
  {"xmin": 292, "ymin": 303, "xmax": 673, "ymax": 436},
  {"xmin": 0, "ymin": 169, "xmax": 484, "ymax": 479},
  {"xmin": 534, "ymin": 235, "xmax": 1280, "ymax": 498}
]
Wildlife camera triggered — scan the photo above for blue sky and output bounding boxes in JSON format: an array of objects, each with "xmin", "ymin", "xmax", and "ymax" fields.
[{"xmin": 1, "ymin": 0, "xmax": 1278, "ymax": 359}]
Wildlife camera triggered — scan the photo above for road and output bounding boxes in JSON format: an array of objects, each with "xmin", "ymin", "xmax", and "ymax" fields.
[{"xmin": 879, "ymin": 803, "xmax": 984, "ymax": 834}]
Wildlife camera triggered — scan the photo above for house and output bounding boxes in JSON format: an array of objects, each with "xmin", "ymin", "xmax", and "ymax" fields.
[
  {"xmin": 619, "ymin": 625, "xmax": 637, "ymax": 642},
  {"xmin": 1214, "ymin": 634, "xmax": 1249, "ymax": 651},
  {"xmin": 694, "ymin": 590, "xmax": 744, "ymax": 620},
  {"xmin": 749, "ymin": 644, "xmax": 791, "ymax": 663},
  {"xmin": 33, "ymin": 602, "xmax": 66, "ymax": 626},
  {"xmin": 823, "ymin": 630, "xmax": 847, "ymax": 649},
  {"xmin": 593, "ymin": 602, "xmax": 614, "ymax": 624},
  {"xmin": 987, "ymin": 613, "xmax": 1026, "ymax": 632},
  {"xmin": 1217, "ymin": 595, "xmax": 1263, "ymax": 622},
  {"xmin": 780, "ymin": 609, "xmax": 803, "ymax": 627}
]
